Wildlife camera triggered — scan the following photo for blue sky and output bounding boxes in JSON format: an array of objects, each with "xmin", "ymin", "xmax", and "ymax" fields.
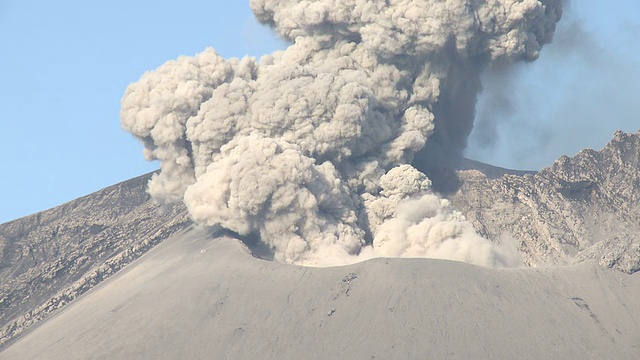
[{"xmin": 1, "ymin": 1, "xmax": 638, "ymax": 223}]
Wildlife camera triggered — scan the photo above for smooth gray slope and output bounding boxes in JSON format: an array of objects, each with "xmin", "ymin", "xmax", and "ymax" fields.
[
  {"xmin": 2, "ymin": 226, "xmax": 639, "ymax": 360},
  {"xmin": 457, "ymin": 158, "xmax": 537, "ymax": 179},
  {"xmin": 0, "ymin": 173, "xmax": 189, "ymax": 347}
]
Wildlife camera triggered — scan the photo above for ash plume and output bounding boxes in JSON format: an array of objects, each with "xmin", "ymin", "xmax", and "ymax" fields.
[{"xmin": 121, "ymin": 0, "xmax": 562, "ymax": 267}]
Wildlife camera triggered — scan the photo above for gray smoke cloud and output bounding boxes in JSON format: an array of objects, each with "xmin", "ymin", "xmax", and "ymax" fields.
[{"xmin": 121, "ymin": 0, "xmax": 562, "ymax": 267}]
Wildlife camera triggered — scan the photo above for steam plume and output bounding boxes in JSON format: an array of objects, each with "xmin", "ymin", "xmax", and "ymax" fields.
[{"xmin": 121, "ymin": 0, "xmax": 562, "ymax": 267}]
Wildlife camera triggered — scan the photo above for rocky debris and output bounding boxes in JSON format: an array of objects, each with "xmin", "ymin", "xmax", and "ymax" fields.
[
  {"xmin": 450, "ymin": 130, "xmax": 640, "ymax": 273},
  {"xmin": 341, "ymin": 273, "xmax": 358, "ymax": 297},
  {"xmin": 0, "ymin": 173, "xmax": 190, "ymax": 349}
]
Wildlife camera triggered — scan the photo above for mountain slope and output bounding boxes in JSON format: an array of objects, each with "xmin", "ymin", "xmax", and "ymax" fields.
[
  {"xmin": 1, "ymin": 130, "xmax": 639, "ymax": 353},
  {"xmin": 0, "ymin": 173, "xmax": 189, "ymax": 347},
  {"xmin": 450, "ymin": 130, "xmax": 640, "ymax": 273},
  {"xmin": 1, "ymin": 226, "xmax": 638, "ymax": 359}
]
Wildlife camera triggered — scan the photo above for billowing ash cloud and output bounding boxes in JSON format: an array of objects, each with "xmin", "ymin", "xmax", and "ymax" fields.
[{"xmin": 121, "ymin": 0, "xmax": 562, "ymax": 267}]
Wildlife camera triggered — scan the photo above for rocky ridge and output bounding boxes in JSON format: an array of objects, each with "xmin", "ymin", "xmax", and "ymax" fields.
[
  {"xmin": 450, "ymin": 130, "xmax": 640, "ymax": 273},
  {"xmin": 0, "ymin": 173, "xmax": 189, "ymax": 348}
]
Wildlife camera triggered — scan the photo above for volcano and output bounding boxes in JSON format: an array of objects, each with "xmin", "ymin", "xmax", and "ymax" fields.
[{"xmin": 1, "ymin": 131, "xmax": 639, "ymax": 359}]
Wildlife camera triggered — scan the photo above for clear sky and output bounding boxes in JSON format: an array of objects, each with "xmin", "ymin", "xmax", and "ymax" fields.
[{"xmin": 1, "ymin": 1, "xmax": 638, "ymax": 223}]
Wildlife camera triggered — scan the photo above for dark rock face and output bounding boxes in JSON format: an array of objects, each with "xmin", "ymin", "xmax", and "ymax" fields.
[
  {"xmin": 450, "ymin": 130, "xmax": 640, "ymax": 273},
  {"xmin": 0, "ymin": 173, "xmax": 189, "ymax": 348}
]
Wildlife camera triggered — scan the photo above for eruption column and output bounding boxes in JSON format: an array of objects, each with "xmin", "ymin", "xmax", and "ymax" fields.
[{"xmin": 121, "ymin": 0, "xmax": 562, "ymax": 267}]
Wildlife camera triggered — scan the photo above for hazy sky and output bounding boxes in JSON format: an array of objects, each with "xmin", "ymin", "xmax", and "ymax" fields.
[{"xmin": 1, "ymin": 0, "xmax": 638, "ymax": 223}]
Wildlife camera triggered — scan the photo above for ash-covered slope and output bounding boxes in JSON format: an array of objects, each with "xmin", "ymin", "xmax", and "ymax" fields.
[
  {"xmin": 0, "ymin": 173, "xmax": 189, "ymax": 347},
  {"xmin": 451, "ymin": 130, "xmax": 640, "ymax": 273},
  {"xmin": 1, "ymin": 130, "xmax": 639, "ymax": 354},
  {"xmin": 1, "ymin": 227, "xmax": 638, "ymax": 360}
]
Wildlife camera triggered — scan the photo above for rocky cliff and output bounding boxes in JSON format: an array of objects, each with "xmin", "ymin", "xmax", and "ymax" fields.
[
  {"xmin": 0, "ymin": 173, "xmax": 189, "ymax": 347},
  {"xmin": 450, "ymin": 130, "xmax": 640, "ymax": 273}
]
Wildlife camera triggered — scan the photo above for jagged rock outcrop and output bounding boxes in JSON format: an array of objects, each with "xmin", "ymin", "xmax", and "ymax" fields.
[
  {"xmin": 0, "ymin": 173, "xmax": 189, "ymax": 348},
  {"xmin": 450, "ymin": 130, "xmax": 640, "ymax": 273}
]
